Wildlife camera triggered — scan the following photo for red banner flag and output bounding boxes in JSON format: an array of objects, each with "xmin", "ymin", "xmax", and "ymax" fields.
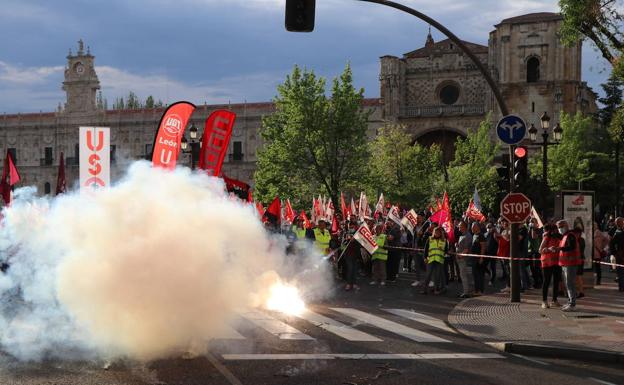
[
  {"xmin": 255, "ymin": 201, "xmax": 264, "ymax": 217},
  {"xmin": 284, "ymin": 199, "xmax": 296, "ymax": 224},
  {"xmin": 340, "ymin": 192, "xmax": 347, "ymax": 218},
  {"xmin": 300, "ymin": 210, "xmax": 311, "ymax": 229},
  {"xmin": 465, "ymin": 199, "xmax": 486, "ymax": 223},
  {"xmin": 151, "ymin": 101, "xmax": 196, "ymax": 169},
  {"xmin": 442, "ymin": 191, "xmax": 450, "ymax": 212},
  {"xmin": 1, "ymin": 150, "xmax": 20, "ymax": 206},
  {"xmin": 222, "ymin": 174, "xmax": 250, "ymax": 201},
  {"xmin": 331, "ymin": 215, "xmax": 339, "ymax": 234},
  {"xmin": 198, "ymin": 109, "xmax": 236, "ymax": 176},
  {"xmin": 56, "ymin": 151, "xmax": 66, "ymax": 195},
  {"xmin": 263, "ymin": 196, "xmax": 281, "ymax": 225}
]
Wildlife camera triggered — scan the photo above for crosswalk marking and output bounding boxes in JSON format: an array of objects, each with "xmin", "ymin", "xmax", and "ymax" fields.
[
  {"xmin": 221, "ymin": 353, "xmax": 505, "ymax": 360},
  {"xmin": 239, "ymin": 310, "xmax": 314, "ymax": 340},
  {"xmin": 329, "ymin": 308, "xmax": 451, "ymax": 343},
  {"xmin": 294, "ymin": 309, "xmax": 382, "ymax": 342},
  {"xmin": 383, "ymin": 308, "xmax": 457, "ymax": 334}
]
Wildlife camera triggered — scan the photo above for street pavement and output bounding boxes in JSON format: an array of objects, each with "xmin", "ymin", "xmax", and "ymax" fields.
[{"xmin": 1, "ymin": 270, "xmax": 623, "ymax": 385}]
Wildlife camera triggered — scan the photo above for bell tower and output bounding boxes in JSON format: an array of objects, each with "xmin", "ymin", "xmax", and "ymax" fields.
[{"xmin": 62, "ymin": 39, "xmax": 100, "ymax": 113}]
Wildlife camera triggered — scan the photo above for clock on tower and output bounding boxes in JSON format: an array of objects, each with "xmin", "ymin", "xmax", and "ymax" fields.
[{"xmin": 62, "ymin": 39, "xmax": 100, "ymax": 113}]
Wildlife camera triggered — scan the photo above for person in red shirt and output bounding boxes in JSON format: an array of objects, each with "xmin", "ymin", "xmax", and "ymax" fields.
[
  {"xmin": 554, "ymin": 220, "xmax": 581, "ymax": 312},
  {"xmin": 539, "ymin": 224, "xmax": 562, "ymax": 308}
]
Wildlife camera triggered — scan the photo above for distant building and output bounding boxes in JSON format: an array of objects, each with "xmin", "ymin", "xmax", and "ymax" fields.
[{"xmin": 0, "ymin": 13, "xmax": 597, "ymax": 195}]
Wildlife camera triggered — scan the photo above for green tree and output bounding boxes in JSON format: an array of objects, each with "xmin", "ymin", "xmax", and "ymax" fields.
[
  {"xmin": 145, "ymin": 95, "xmax": 155, "ymax": 109},
  {"xmin": 96, "ymin": 91, "xmax": 104, "ymax": 110},
  {"xmin": 367, "ymin": 124, "xmax": 443, "ymax": 208},
  {"xmin": 127, "ymin": 91, "xmax": 141, "ymax": 109},
  {"xmin": 529, "ymin": 112, "xmax": 594, "ymax": 191},
  {"xmin": 254, "ymin": 64, "xmax": 370, "ymax": 207},
  {"xmin": 559, "ymin": 0, "xmax": 624, "ymax": 76},
  {"xmin": 440, "ymin": 117, "xmax": 500, "ymax": 215}
]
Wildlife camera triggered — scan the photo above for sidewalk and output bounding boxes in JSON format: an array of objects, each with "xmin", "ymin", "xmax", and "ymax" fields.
[{"xmin": 448, "ymin": 270, "xmax": 624, "ymax": 362}]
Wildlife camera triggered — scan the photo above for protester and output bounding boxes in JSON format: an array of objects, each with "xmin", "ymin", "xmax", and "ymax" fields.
[
  {"xmin": 342, "ymin": 219, "xmax": 362, "ymax": 291},
  {"xmin": 495, "ymin": 219, "xmax": 511, "ymax": 290},
  {"xmin": 471, "ymin": 222, "xmax": 487, "ymax": 296},
  {"xmin": 313, "ymin": 219, "xmax": 331, "ymax": 255},
  {"xmin": 593, "ymin": 221, "xmax": 610, "ymax": 286},
  {"xmin": 608, "ymin": 217, "xmax": 624, "ymax": 292},
  {"xmin": 556, "ymin": 220, "xmax": 581, "ymax": 311},
  {"xmin": 455, "ymin": 221, "xmax": 473, "ymax": 298},
  {"xmin": 485, "ymin": 222, "xmax": 499, "ymax": 287},
  {"xmin": 385, "ymin": 220, "xmax": 402, "ymax": 283},
  {"xmin": 370, "ymin": 224, "xmax": 388, "ymax": 286},
  {"xmin": 421, "ymin": 226, "xmax": 447, "ymax": 294},
  {"xmin": 411, "ymin": 216, "xmax": 430, "ymax": 288},
  {"xmin": 527, "ymin": 219, "xmax": 543, "ymax": 289},
  {"xmin": 539, "ymin": 224, "xmax": 562, "ymax": 308},
  {"xmin": 573, "ymin": 220, "xmax": 586, "ymax": 298}
]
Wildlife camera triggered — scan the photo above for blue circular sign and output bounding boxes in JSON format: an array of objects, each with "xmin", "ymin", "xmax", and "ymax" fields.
[{"xmin": 496, "ymin": 115, "xmax": 527, "ymax": 145}]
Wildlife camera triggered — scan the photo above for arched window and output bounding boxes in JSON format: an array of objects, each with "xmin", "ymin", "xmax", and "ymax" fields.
[
  {"xmin": 527, "ymin": 57, "xmax": 540, "ymax": 83},
  {"xmin": 44, "ymin": 182, "xmax": 51, "ymax": 195}
]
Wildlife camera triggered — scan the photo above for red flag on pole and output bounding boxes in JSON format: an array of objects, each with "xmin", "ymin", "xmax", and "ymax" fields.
[
  {"xmin": 331, "ymin": 215, "xmax": 339, "ymax": 234},
  {"xmin": 198, "ymin": 109, "xmax": 236, "ymax": 176},
  {"xmin": 300, "ymin": 210, "xmax": 311, "ymax": 229},
  {"xmin": 435, "ymin": 197, "xmax": 442, "ymax": 211},
  {"xmin": 350, "ymin": 197, "xmax": 356, "ymax": 218},
  {"xmin": 151, "ymin": 101, "xmax": 196, "ymax": 170},
  {"xmin": 263, "ymin": 196, "xmax": 281, "ymax": 225},
  {"xmin": 340, "ymin": 192, "xmax": 347, "ymax": 218},
  {"xmin": 465, "ymin": 199, "xmax": 486, "ymax": 223},
  {"xmin": 255, "ymin": 201, "xmax": 264, "ymax": 217},
  {"xmin": 1, "ymin": 150, "xmax": 20, "ymax": 206},
  {"xmin": 442, "ymin": 191, "xmax": 450, "ymax": 212},
  {"xmin": 284, "ymin": 199, "xmax": 296, "ymax": 223},
  {"xmin": 56, "ymin": 151, "xmax": 66, "ymax": 195}
]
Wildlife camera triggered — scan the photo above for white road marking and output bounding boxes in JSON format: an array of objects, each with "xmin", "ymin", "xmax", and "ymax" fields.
[
  {"xmin": 239, "ymin": 310, "xmax": 314, "ymax": 340},
  {"xmin": 295, "ymin": 309, "xmax": 382, "ymax": 341},
  {"xmin": 588, "ymin": 377, "xmax": 618, "ymax": 385},
  {"xmin": 510, "ymin": 353, "xmax": 550, "ymax": 366},
  {"xmin": 329, "ymin": 308, "xmax": 451, "ymax": 343},
  {"xmin": 384, "ymin": 308, "xmax": 457, "ymax": 334},
  {"xmin": 206, "ymin": 352, "xmax": 243, "ymax": 385},
  {"xmin": 616, "ymin": 320, "xmax": 624, "ymax": 325},
  {"xmin": 222, "ymin": 353, "xmax": 505, "ymax": 360}
]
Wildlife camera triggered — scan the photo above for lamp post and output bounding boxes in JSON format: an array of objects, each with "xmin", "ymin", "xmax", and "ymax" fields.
[
  {"xmin": 181, "ymin": 123, "xmax": 201, "ymax": 170},
  {"xmin": 528, "ymin": 112, "xmax": 562, "ymax": 213}
]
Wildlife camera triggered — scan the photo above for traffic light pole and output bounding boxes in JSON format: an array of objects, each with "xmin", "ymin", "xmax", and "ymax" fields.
[{"xmin": 509, "ymin": 145, "xmax": 521, "ymax": 303}]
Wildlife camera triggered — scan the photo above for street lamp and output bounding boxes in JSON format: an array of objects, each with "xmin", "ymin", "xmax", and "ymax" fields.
[
  {"xmin": 181, "ymin": 123, "xmax": 201, "ymax": 169},
  {"xmin": 529, "ymin": 111, "xmax": 561, "ymax": 214}
]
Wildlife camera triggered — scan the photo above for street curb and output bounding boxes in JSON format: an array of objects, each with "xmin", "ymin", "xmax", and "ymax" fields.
[{"xmin": 486, "ymin": 342, "xmax": 624, "ymax": 364}]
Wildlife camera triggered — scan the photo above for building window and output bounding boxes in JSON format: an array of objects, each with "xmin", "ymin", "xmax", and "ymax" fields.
[
  {"xmin": 45, "ymin": 147, "xmax": 53, "ymax": 165},
  {"xmin": 8, "ymin": 148, "xmax": 16, "ymax": 163},
  {"xmin": 532, "ymin": 102, "xmax": 535, "ymax": 113},
  {"xmin": 145, "ymin": 144, "xmax": 152, "ymax": 160},
  {"xmin": 44, "ymin": 182, "xmax": 51, "ymax": 195},
  {"xmin": 527, "ymin": 57, "xmax": 540, "ymax": 83},
  {"xmin": 232, "ymin": 141, "xmax": 243, "ymax": 161},
  {"xmin": 439, "ymin": 84, "xmax": 460, "ymax": 105},
  {"xmin": 111, "ymin": 145, "xmax": 117, "ymax": 164}
]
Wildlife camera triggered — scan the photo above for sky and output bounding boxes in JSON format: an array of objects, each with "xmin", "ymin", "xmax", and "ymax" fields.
[{"xmin": 0, "ymin": 0, "xmax": 613, "ymax": 113}]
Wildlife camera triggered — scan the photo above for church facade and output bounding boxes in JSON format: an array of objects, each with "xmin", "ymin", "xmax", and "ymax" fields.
[{"xmin": 0, "ymin": 13, "xmax": 597, "ymax": 195}]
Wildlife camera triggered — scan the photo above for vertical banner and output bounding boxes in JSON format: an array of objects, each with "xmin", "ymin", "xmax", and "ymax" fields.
[
  {"xmin": 80, "ymin": 127, "xmax": 110, "ymax": 191},
  {"xmin": 198, "ymin": 110, "xmax": 236, "ymax": 176},
  {"xmin": 151, "ymin": 101, "xmax": 196, "ymax": 170},
  {"xmin": 562, "ymin": 191, "xmax": 595, "ymax": 269}
]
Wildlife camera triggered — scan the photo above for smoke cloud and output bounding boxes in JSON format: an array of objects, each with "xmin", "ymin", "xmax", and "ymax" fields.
[{"xmin": 0, "ymin": 162, "xmax": 331, "ymax": 361}]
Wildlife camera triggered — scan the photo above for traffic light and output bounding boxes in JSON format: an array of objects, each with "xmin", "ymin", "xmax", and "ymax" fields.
[
  {"xmin": 513, "ymin": 146, "xmax": 528, "ymax": 190},
  {"xmin": 285, "ymin": 0, "xmax": 316, "ymax": 32},
  {"xmin": 496, "ymin": 165, "xmax": 510, "ymax": 193}
]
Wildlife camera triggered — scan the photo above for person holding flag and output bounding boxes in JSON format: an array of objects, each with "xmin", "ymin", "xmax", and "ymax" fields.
[
  {"xmin": 342, "ymin": 219, "xmax": 364, "ymax": 291},
  {"xmin": 370, "ymin": 224, "xmax": 388, "ymax": 286},
  {"xmin": 420, "ymin": 226, "xmax": 448, "ymax": 295},
  {"xmin": 313, "ymin": 219, "xmax": 331, "ymax": 255}
]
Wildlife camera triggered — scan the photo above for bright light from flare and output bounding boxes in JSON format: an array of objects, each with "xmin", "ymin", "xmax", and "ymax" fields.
[{"xmin": 265, "ymin": 282, "xmax": 306, "ymax": 316}]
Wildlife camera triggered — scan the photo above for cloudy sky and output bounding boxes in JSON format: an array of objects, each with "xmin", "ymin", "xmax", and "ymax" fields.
[{"xmin": 0, "ymin": 0, "xmax": 612, "ymax": 113}]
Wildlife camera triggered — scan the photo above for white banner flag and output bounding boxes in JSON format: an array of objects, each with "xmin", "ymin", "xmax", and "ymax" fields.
[
  {"xmin": 401, "ymin": 209, "xmax": 419, "ymax": 234},
  {"xmin": 388, "ymin": 205, "xmax": 402, "ymax": 226},
  {"xmin": 79, "ymin": 126, "xmax": 110, "ymax": 192},
  {"xmin": 353, "ymin": 224, "xmax": 378, "ymax": 255}
]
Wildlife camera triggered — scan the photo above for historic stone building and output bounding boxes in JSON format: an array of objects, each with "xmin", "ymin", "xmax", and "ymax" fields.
[
  {"xmin": 0, "ymin": 12, "xmax": 597, "ymax": 195},
  {"xmin": 379, "ymin": 12, "xmax": 597, "ymax": 161}
]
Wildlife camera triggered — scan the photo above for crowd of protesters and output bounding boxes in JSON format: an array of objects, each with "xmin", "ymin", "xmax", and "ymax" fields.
[{"xmin": 279, "ymin": 206, "xmax": 624, "ymax": 312}]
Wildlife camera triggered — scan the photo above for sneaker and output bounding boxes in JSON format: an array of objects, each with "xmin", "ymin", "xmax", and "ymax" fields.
[
  {"xmin": 380, "ymin": 281, "xmax": 386, "ymax": 286},
  {"xmin": 369, "ymin": 281, "xmax": 377, "ymax": 285},
  {"xmin": 550, "ymin": 300, "xmax": 561, "ymax": 307},
  {"xmin": 541, "ymin": 302, "xmax": 549, "ymax": 309},
  {"xmin": 561, "ymin": 304, "xmax": 576, "ymax": 312},
  {"xmin": 458, "ymin": 293, "xmax": 471, "ymax": 299},
  {"xmin": 488, "ymin": 281, "xmax": 493, "ymax": 287},
  {"xmin": 411, "ymin": 281, "xmax": 421, "ymax": 287},
  {"xmin": 428, "ymin": 281, "xmax": 435, "ymax": 288}
]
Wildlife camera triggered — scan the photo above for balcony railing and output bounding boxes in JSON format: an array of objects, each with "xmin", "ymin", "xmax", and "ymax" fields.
[{"xmin": 399, "ymin": 104, "xmax": 485, "ymax": 118}]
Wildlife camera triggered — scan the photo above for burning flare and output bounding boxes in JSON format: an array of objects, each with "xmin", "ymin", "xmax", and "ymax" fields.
[{"xmin": 265, "ymin": 282, "xmax": 306, "ymax": 316}]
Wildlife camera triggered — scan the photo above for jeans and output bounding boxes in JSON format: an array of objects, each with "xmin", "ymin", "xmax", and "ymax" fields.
[
  {"xmin": 422, "ymin": 261, "xmax": 444, "ymax": 291},
  {"xmin": 473, "ymin": 261, "xmax": 486, "ymax": 293},
  {"xmin": 561, "ymin": 265, "xmax": 577, "ymax": 306},
  {"xmin": 520, "ymin": 261, "xmax": 531, "ymax": 290},
  {"xmin": 371, "ymin": 259, "xmax": 386, "ymax": 283},
  {"xmin": 542, "ymin": 265, "xmax": 561, "ymax": 302},
  {"xmin": 403, "ymin": 250, "xmax": 414, "ymax": 272},
  {"xmin": 345, "ymin": 254, "xmax": 359, "ymax": 285},
  {"xmin": 386, "ymin": 251, "xmax": 401, "ymax": 281},
  {"xmin": 617, "ymin": 266, "xmax": 624, "ymax": 291},
  {"xmin": 488, "ymin": 257, "xmax": 497, "ymax": 284},
  {"xmin": 594, "ymin": 260, "xmax": 602, "ymax": 285},
  {"xmin": 456, "ymin": 257, "xmax": 473, "ymax": 294}
]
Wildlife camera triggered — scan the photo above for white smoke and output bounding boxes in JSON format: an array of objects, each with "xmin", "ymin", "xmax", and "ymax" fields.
[{"xmin": 0, "ymin": 161, "xmax": 331, "ymax": 361}]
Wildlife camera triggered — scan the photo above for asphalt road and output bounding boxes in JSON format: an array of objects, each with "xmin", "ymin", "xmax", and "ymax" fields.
[{"xmin": 1, "ymin": 272, "xmax": 623, "ymax": 385}]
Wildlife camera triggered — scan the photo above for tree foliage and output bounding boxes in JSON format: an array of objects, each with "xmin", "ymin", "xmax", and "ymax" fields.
[
  {"xmin": 366, "ymin": 124, "xmax": 443, "ymax": 208},
  {"xmin": 254, "ymin": 64, "xmax": 370, "ymax": 207},
  {"xmin": 438, "ymin": 117, "xmax": 500, "ymax": 215},
  {"xmin": 529, "ymin": 112, "xmax": 594, "ymax": 191}
]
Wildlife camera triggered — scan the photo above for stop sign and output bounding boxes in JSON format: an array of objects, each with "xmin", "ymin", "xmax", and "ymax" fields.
[{"xmin": 500, "ymin": 193, "xmax": 532, "ymax": 223}]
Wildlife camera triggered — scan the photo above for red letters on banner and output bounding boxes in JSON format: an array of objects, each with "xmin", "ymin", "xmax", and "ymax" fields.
[
  {"xmin": 151, "ymin": 101, "xmax": 196, "ymax": 170},
  {"xmin": 199, "ymin": 110, "xmax": 236, "ymax": 176}
]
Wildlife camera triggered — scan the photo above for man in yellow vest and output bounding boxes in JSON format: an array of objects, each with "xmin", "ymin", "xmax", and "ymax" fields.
[
  {"xmin": 420, "ymin": 226, "xmax": 448, "ymax": 294},
  {"xmin": 370, "ymin": 224, "xmax": 388, "ymax": 286},
  {"xmin": 313, "ymin": 219, "xmax": 331, "ymax": 255}
]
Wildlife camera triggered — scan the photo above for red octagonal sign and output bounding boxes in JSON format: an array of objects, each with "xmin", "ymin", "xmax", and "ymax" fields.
[{"xmin": 500, "ymin": 193, "xmax": 532, "ymax": 224}]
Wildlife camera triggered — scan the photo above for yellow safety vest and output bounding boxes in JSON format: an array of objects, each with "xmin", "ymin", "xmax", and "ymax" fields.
[
  {"xmin": 313, "ymin": 228, "xmax": 331, "ymax": 254},
  {"xmin": 295, "ymin": 228, "xmax": 306, "ymax": 239},
  {"xmin": 427, "ymin": 238, "xmax": 446, "ymax": 264},
  {"xmin": 372, "ymin": 234, "xmax": 388, "ymax": 261}
]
